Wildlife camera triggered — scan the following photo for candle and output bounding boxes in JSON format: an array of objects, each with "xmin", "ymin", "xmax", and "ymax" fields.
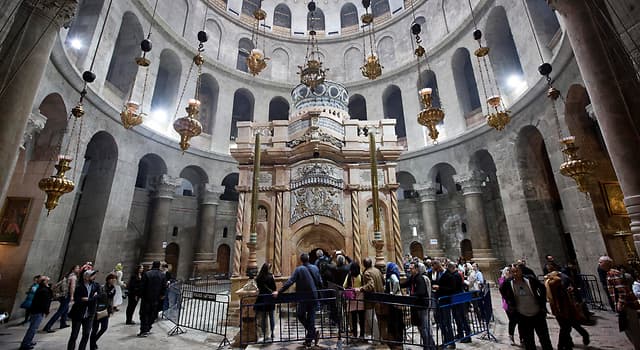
[
  {"xmin": 188, "ymin": 98, "xmax": 201, "ymax": 107},
  {"xmin": 419, "ymin": 88, "xmax": 432, "ymax": 96}
]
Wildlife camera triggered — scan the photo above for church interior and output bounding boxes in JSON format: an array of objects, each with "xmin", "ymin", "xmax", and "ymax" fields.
[{"xmin": 0, "ymin": 0, "xmax": 639, "ymax": 322}]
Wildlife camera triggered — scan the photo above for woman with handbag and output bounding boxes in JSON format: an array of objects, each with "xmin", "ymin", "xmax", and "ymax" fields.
[
  {"xmin": 254, "ymin": 263, "xmax": 276, "ymax": 342},
  {"xmin": 89, "ymin": 273, "xmax": 116, "ymax": 350},
  {"xmin": 343, "ymin": 261, "xmax": 365, "ymax": 340},
  {"xmin": 126, "ymin": 264, "xmax": 144, "ymax": 325}
]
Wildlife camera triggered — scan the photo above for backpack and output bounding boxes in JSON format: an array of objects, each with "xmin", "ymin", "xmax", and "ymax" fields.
[{"xmin": 52, "ymin": 277, "xmax": 68, "ymax": 300}]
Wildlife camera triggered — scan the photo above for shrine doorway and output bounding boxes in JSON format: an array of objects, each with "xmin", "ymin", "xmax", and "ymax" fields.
[{"xmin": 291, "ymin": 223, "xmax": 345, "ymax": 269}]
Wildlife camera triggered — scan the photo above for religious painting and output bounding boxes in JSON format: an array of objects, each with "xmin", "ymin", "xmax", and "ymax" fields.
[
  {"xmin": 601, "ymin": 182, "xmax": 628, "ymax": 216},
  {"xmin": 0, "ymin": 197, "xmax": 32, "ymax": 245}
]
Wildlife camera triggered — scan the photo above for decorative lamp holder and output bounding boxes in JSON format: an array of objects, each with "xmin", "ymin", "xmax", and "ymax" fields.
[
  {"xmin": 360, "ymin": 1, "xmax": 383, "ymax": 80},
  {"xmin": 246, "ymin": 6, "xmax": 269, "ymax": 76},
  {"xmin": 417, "ymin": 88, "xmax": 445, "ymax": 142},
  {"xmin": 298, "ymin": 2, "xmax": 328, "ymax": 89},
  {"xmin": 38, "ymin": 156, "xmax": 75, "ymax": 215}
]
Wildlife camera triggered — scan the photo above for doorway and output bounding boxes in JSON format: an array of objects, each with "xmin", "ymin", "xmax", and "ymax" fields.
[
  {"xmin": 165, "ymin": 243, "xmax": 180, "ymax": 277},
  {"xmin": 216, "ymin": 244, "xmax": 230, "ymax": 276},
  {"xmin": 410, "ymin": 241, "xmax": 424, "ymax": 259},
  {"xmin": 461, "ymin": 239, "xmax": 473, "ymax": 260}
]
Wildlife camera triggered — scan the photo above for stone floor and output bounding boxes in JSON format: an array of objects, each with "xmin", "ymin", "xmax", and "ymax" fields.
[{"xmin": 0, "ymin": 294, "xmax": 635, "ymax": 350}]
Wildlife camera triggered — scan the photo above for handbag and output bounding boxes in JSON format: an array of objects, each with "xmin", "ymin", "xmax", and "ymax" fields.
[
  {"xmin": 96, "ymin": 309, "xmax": 109, "ymax": 320},
  {"xmin": 343, "ymin": 289, "xmax": 356, "ymax": 300}
]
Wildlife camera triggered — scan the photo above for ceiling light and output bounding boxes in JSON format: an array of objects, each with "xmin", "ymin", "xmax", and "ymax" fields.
[
  {"xmin": 69, "ymin": 38, "xmax": 82, "ymax": 49},
  {"xmin": 507, "ymin": 74, "xmax": 524, "ymax": 88}
]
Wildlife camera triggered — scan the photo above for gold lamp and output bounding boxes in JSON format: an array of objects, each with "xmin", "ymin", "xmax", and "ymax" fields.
[
  {"xmin": 246, "ymin": 6, "xmax": 269, "ymax": 76},
  {"xmin": 559, "ymin": 136, "xmax": 597, "ymax": 193},
  {"xmin": 360, "ymin": 0, "xmax": 383, "ymax": 80},
  {"xmin": 38, "ymin": 156, "xmax": 75, "ymax": 214},
  {"xmin": 298, "ymin": 1, "xmax": 328, "ymax": 89},
  {"xmin": 417, "ymin": 88, "xmax": 445, "ymax": 141},
  {"xmin": 485, "ymin": 95, "xmax": 511, "ymax": 131}
]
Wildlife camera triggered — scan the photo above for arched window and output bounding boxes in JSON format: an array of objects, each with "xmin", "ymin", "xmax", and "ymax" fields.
[
  {"xmin": 231, "ymin": 89, "xmax": 254, "ymax": 140},
  {"xmin": 66, "ymin": 0, "xmax": 104, "ymax": 64},
  {"xmin": 150, "ymin": 50, "xmax": 182, "ymax": 120},
  {"xmin": 340, "ymin": 3, "xmax": 358, "ymax": 29},
  {"xmin": 344, "ymin": 47, "xmax": 362, "ymax": 81},
  {"xmin": 372, "ymin": 0, "xmax": 390, "ymax": 18},
  {"xmin": 271, "ymin": 48, "xmax": 290, "ymax": 81},
  {"xmin": 377, "ymin": 36, "xmax": 395, "ymax": 68},
  {"xmin": 525, "ymin": 0, "xmax": 560, "ymax": 51},
  {"xmin": 451, "ymin": 48, "xmax": 481, "ymax": 117},
  {"xmin": 106, "ymin": 12, "xmax": 144, "ymax": 96},
  {"xmin": 273, "ymin": 4, "xmax": 291, "ymax": 29},
  {"xmin": 206, "ymin": 19, "xmax": 222, "ymax": 60},
  {"xmin": 199, "ymin": 74, "xmax": 219, "ymax": 134},
  {"xmin": 307, "ymin": 8, "xmax": 325, "ymax": 32},
  {"xmin": 241, "ymin": 0, "xmax": 260, "ymax": 16},
  {"xmin": 382, "ymin": 85, "xmax": 406, "ymax": 138},
  {"xmin": 177, "ymin": 178, "xmax": 194, "ymax": 196},
  {"xmin": 268, "ymin": 97, "xmax": 290, "ymax": 121},
  {"xmin": 348, "ymin": 94, "xmax": 367, "ymax": 120},
  {"xmin": 236, "ymin": 38, "xmax": 254, "ymax": 72},
  {"xmin": 157, "ymin": 0, "xmax": 189, "ymax": 36},
  {"xmin": 179, "ymin": 165, "xmax": 208, "ymax": 197},
  {"xmin": 135, "ymin": 154, "xmax": 167, "ymax": 189},
  {"xmin": 221, "ymin": 173, "xmax": 239, "ymax": 201},
  {"xmin": 485, "ymin": 6, "xmax": 525, "ymax": 96},
  {"xmin": 417, "ymin": 70, "xmax": 441, "ymax": 108}
]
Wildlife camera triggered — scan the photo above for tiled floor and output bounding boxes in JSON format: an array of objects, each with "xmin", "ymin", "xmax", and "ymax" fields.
[{"xmin": 0, "ymin": 294, "xmax": 635, "ymax": 349}]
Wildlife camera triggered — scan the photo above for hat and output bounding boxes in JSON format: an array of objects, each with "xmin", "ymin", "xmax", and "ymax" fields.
[
  {"xmin": 83, "ymin": 270, "xmax": 98, "ymax": 278},
  {"xmin": 599, "ymin": 256, "xmax": 613, "ymax": 263}
]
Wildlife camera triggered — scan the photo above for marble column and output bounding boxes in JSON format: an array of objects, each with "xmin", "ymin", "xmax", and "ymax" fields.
[
  {"xmin": 416, "ymin": 182, "xmax": 445, "ymax": 257},
  {"xmin": 142, "ymin": 175, "xmax": 180, "ymax": 264},
  {"xmin": 193, "ymin": 184, "xmax": 224, "ymax": 276},
  {"xmin": 0, "ymin": 0, "xmax": 77, "ymax": 204},
  {"xmin": 549, "ymin": 0, "xmax": 640, "ymax": 253}
]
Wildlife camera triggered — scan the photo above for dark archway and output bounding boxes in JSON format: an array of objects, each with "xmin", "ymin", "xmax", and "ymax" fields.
[
  {"xmin": 150, "ymin": 49, "xmax": 182, "ymax": 119},
  {"xmin": 417, "ymin": 70, "xmax": 441, "ymax": 108},
  {"xmin": 66, "ymin": 0, "xmax": 104, "ymax": 65},
  {"xmin": 179, "ymin": 165, "xmax": 208, "ymax": 197},
  {"xmin": 165, "ymin": 243, "xmax": 180, "ymax": 278},
  {"xmin": 382, "ymin": 85, "xmax": 407, "ymax": 138},
  {"xmin": 33, "ymin": 94, "xmax": 68, "ymax": 161},
  {"xmin": 236, "ymin": 38, "xmax": 254, "ymax": 73},
  {"xmin": 307, "ymin": 8, "xmax": 325, "ymax": 32},
  {"xmin": 410, "ymin": 241, "xmax": 424, "ymax": 259},
  {"xmin": 516, "ymin": 126, "xmax": 569, "ymax": 268},
  {"xmin": 340, "ymin": 3, "xmax": 359, "ymax": 31},
  {"xmin": 135, "ymin": 154, "xmax": 167, "ymax": 189},
  {"xmin": 525, "ymin": 0, "xmax": 560, "ymax": 55},
  {"xmin": 348, "ymin": 94, "xmax": 367, "ymax": 121},
  {"xmin": 452, "ymin": 48, "xmax": 481, "ymax": 118},
  {"xmin": 372, "ymin": 0, "xmax": 391, "ymax": 18},
  {"xmin": 485, "ymin": 6, "xmax": 525, "ymax": 96},
  {"xmin": 63, "ymin": 131, "xmax": 118, "ymax": 273},
  {"xmin": 461, "ymin": 239, "xmax": 473, "ymax": 260},
  {"xmin": 268, "ymin": 97, "xmax": 290, "ymax": 121},
  {"xmin": 273, "ymin": 3, "xmax": 292, "ymax": 30},
  {"xmin": 231, "ymin": 89, "xmax": 254, "ymax": 140},
  {"xmin": 199, "ymin": 74, "xmax": 219, "ymax": 134},
  {"xmin": 397, "ymin": 171, "xmax": 417, "ymax": 199}
]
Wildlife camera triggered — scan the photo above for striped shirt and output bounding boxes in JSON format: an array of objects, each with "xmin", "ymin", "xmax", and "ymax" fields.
[{"xmin": 607, "ymin": 268, "xmax": 639, "ymax": 312}]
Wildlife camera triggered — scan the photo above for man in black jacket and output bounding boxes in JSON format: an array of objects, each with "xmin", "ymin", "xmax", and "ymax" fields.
[
  {"xmin": 20, "ymin": 276, "xmax": 52, "ymax": 350},
  {"xmin": 138, "ymin": 261, "xmax": 167, "ymax": 337},
  {"xmin": 499, "ymin": 264, "xmax": 552, "ymax": 350},
  {"xmin": 67, "ymin": 270, "xmax": 99, "ymax": 350},
  {"xmin": 402, "ymin": 262, "xmax": 436, "ymax": 349}
]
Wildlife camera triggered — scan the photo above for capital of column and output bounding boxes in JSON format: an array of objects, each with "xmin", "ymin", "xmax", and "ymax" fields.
[
  {"xmin": 23, "ymin": 112, "xmax": 47, "ymax": 148},
  {"xmin": 201, "ymin": 183, "xmax": 224, "ymax": 205},
  {"xmin": 415, "ymin": 182, "xmax": 437, "ymax": 202},
  {"xmin": 152, "ymin": 175, "xmax": 181, "ymax": 199},
  {"xmin": 346, "ymin": 184, "xmax": 361, "ymax": 191},
  {"xmin": 454, "ymin": 173, "xmax": 485, "ymax": 196},
  {"xmin": 24, "ymin": 0, "xmax": 78, "ymax": 28}
]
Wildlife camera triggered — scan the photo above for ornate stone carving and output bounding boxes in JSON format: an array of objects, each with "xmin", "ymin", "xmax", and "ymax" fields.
[
  {"xmin": 290, "ymin": 186, "xmax": 344, "ymax": 224},
  {"xmin": 415, "ymin": 183, "xmax": 438, "ymax": 202},
  {"xmin": 201, "ymin": 183, "xmax": 224, "ymax": 205},
  {"xmin": 25, "ymin": 0, "xmax": 79, "ymax": 28},
  {"xmin": 23, "ymin": 112, "xmax": 47, "ymax": 148},
  {"xmin": 153, "ymin": 175, "xmax": 181, "ymax": 199},
  {"xmin": 360, "ymin": 170, "xmax": 386, "ymax": 186},
  {"xmin": 253, "ymin": 126, "xmax": 273, "ymax": 137},
  {"xmin": 454, "ymin": 172, "xmax": 485, "ymax": 195},
  {"xmin": 258, "ymin": 172, "xmax": 272, "ymax": 188},
  {"xmin": 286, "ymin": 127, "xmax": 344, "ymax": 149},
  {"xmin": 290, "ymin": 162, "xmax": 343, "ymax": 189}
]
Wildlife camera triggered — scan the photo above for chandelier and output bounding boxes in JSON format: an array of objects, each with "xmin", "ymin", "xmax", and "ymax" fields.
[
  {"xmin": 246, "ymin": 1, "xmax": 269, "ymax": 76},
  {"xmin": 467, "ymin": 0, "xmax": 511, "ymax": 131},
  {"xmin": 298, "ymin": 1, "xmax": 328, "ymax": 89},
  {"xmin": 120, "ymin": 0, "xmax": 158, "ymax": 129},
  {"xmin": 172, "ymin": 31, "xmax": 207, "ymax": 152},
  {"xmin": 360, "ymin": 0, "xmax": 383, "ymax": 80}
]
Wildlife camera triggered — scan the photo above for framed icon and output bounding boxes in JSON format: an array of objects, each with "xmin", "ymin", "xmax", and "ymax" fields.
[
  {"xmin": 600, "ymin": 182, "xmax": 628, "ymax": 216},
  {"xmin": 0, "ymin": 197, "xmax": 32, "ymax": 245}
]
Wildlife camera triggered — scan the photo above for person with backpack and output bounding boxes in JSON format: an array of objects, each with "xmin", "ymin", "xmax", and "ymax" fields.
[
  {"xmin": 19, "ymin": 276, "xmax": 52, "ymax": 350},
  {"xmin": 43, "ymin": 265, "xmax": 79, "ymax": 333}
]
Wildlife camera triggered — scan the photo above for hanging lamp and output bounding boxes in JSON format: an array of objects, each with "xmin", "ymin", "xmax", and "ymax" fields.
[
  {"xmin": 246, "ymin": 0, "xmax": 269, "ymax": 76},
  {"xmin": 360, "ymin": 0, "xmax": 383, "ymax": 80},
  {"xmin": 298, "ymin": 1, "xmax": 328, "ymax": 89}
]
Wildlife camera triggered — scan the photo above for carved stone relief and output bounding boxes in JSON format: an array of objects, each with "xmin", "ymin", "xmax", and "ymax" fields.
[{"xmin": 290, "ymin": 186, "xmax": 344, "ymax": 224}]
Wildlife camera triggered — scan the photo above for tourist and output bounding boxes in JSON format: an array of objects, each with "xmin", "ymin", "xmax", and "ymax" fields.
[
  {"xmin": 334, "ymin": 254, "xmax": 351, "ymax": 289},
  {"xmin": 90, "ymin": 273, "xmax": 117, "ymax": 350},
  {"xmin": 600, "ymin": 255, "xmax": 640, "ymax": 349},
  {"xmin": 255, "ymin": 262, "xmax": 276, "ymax": 342},
  {"xmin": 498, "ymin": 266, "xmax": 519, "ymax": 345},
  {"xmin": 356, "ymin": 257, "xmax": 385, "ymax": 341},
  {"xmin": 19, "ymin": 276, "xmax": 52, "ymax": 350},
  {"xmin": 344, "ymin": 261, "xmax": 365, "ymax": 339},
  {"xmin": 43, "ymin": 265, "xmax": 79, "ymax": 332},
  {"xmin": 544, "ymin": 263, "xmax": 590, "ymax": 349},
  {"xmin": 401, "ymin": 262, "xmax": 436, "ymax": 349},
  {"xmin": 500, "ymin": 264, "xmax": 553, "ymax": 350},
  {"xmin": 273, "ymin": 253, "xmax": 322, "ymax": 347},
  {"xmin": 67, "ymin": 270, "xmax": 99, "ymax": 350},
  {"xmin": 19, "ymin": 275, "xmax": 40, "ymax": 325},
  {"xmin": 112, "ymin": 263, "xmax": 125, "ymax": 312},
  {"xmin": 125, "ymin": 264, "xmax": 144, "ymax": 325},
  {"xmin": 138, "ymin": 261, "xmax": 166, "ymax": 337},
  {"xmin": 385, "ymin": 262, "xmax": 404, "ymax": 346}
]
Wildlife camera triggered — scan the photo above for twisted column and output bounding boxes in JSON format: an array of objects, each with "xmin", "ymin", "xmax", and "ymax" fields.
[
  {"xmin": 389, "ymin": 185, "xmax": 403, "ymax": 272},
  {"xmin": 232, "ymin": 191, "xmax": 245, "ymax": 277},
  {"xmin": 350, "ymin": 186, "xmax": 361, "ymax": 263},
  {"xmin": 273, "ymin": 191, "xmax": 283, "ymax": 276}
]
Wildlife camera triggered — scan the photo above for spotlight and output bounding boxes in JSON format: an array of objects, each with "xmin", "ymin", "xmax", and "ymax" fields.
[
  {"xmin": 507, "ymin": 74, "xmax": 524, "ymax": 89},
  {"xmin": 69, "ymin": 38, "xmax": 83, "ymax": 49}
]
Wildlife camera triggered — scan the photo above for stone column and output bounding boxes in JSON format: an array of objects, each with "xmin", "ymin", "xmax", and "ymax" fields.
[
  {"xmin": 549, "ymin": 0, "xmax": 640, "ymax": 253},
  {"xmin": 388, "ymin": 184, "xmax": 404, "ymax": 272},
  {"xmin": 416, "ymin": 183, "xmax": 445, "ymax": 257},
  {"xmin": 348, "ymin": 185, "xmax": 362, "ymax": 263},
  {"xmin": 193, "ymin": 184, "xmax": 224, "ymax": 276},
  {"xmin": 0, "ymin": 0, "xmax": 77, "ymax": 204},
  {"xmin": 142, "ymin": 175, "xmax": 180, "ymax": 264},
  {"xmin": 231, "ymin": 191, "xmax": 246, "ymax": 277},
  {"xmin": 272, "ymin": 187, "xmax": 285, "ymax": 277}
]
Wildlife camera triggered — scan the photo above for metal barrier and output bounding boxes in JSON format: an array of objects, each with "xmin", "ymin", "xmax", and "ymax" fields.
[
  {"xmin": 183, "ymin": 278, "xmax": 231, "ymax": 294},
  {"xmin": 239, "ymin": 289, "xmax": 340, "ymax": 347},
  {"xmin": 165, "ymin": 282, "xmax": 230, "ymax": 349},
  {"xmin": 436, "ymin": 290, "xmax": 495, "ymax": 347},
  {"xmin": 578, "ymin": 274, "xmax": 607, "ymax": 310}
]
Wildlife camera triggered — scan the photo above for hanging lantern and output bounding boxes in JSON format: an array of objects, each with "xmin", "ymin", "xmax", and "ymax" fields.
[
  {"xmin": 360, "ymin": 1, "xmax": 383, "ymax": 80},
  {"xmin": 417, "ymin": 88, "xmax": 445, "ymax": 141},
  {"xmin": 120, "ymin": 101, "xmax": 145, "ymax": 129},
  {"xmin": 298, "ymin": 2, "xmax": 328, "ymax": 89},
  {"xmin": 246, "ymin": 6, "xmax": 269, "ymax": 76},
  {"xmin": 485, "ymin": 95, "xmax": 511, "ymax": 131},
  {"xmin": 559, "ymin": 136, "xmax": 597, "ymax": 192},
  {"xmin": 174, "ymin": 98, "xmax": 203, "ymax": 152},
  {"xmin": 38, "ymin": 156, "xmax": 75, "ymax": 214}
]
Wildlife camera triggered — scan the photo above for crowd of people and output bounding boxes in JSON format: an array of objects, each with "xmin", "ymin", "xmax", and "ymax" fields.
[{"xmin": 16, "ymin": 260, "xmax": 173, "ymax": 350}]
